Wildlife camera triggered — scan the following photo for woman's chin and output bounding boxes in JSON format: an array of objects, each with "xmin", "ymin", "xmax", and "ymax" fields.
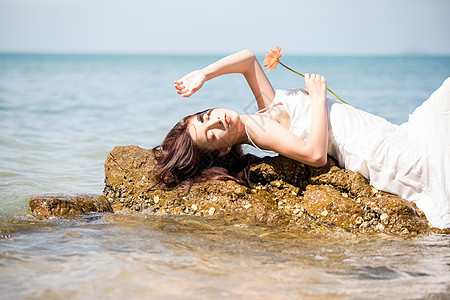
[{"xmin": 231, "ymin": 112, "xmax": 241, "ymax": 124}]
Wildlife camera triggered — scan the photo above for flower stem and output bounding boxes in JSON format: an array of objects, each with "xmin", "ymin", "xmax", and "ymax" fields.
[{"xmin": 278, "ymin": 61, "xmax": 349, "ymax": 105}]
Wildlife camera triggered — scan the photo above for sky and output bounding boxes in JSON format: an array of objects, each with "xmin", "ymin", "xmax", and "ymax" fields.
[{"xmin": 0, "ymin": 0, "xmax": 449, "ymax": 55}]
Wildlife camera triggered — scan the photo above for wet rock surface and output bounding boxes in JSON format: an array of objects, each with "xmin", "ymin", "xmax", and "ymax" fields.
[
  {"xmin": 30, "ymin": 145, "xmax": 449, "ymax": 234},
  {"xmin": 29, "ymin": 195, "xmax": 112, "ymax": 219},
  {"xmin": 100, "ymin": 145, "xmax": 441, "ymax": 235}
]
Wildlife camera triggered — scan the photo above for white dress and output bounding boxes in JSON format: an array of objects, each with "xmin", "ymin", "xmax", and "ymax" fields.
[{"xmin": 272, "ymin": 78, "xmax": 450, "ymax": 229}]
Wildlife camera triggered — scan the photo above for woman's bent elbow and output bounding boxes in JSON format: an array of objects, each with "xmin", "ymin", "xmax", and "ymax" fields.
[
  {"xmin": 241, "ymin": 49, "xmax": 255, "ymax": 58},
  {"xmin": 310, "ymin": 154, "xmax": 328, "ymax": 167}
]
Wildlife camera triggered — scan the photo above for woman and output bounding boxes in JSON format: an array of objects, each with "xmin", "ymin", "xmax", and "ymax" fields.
[{"xmin": 154, "ymin": 49, "xmax": 449, "ymax": 229}]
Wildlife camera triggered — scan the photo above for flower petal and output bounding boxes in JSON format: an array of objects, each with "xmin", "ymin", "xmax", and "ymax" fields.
[{"xmin": 264, "ymin": 46, "xmax": 282, "ymax": 72}]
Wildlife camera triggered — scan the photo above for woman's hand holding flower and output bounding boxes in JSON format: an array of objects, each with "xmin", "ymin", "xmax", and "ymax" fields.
[
  {"xmin": 174, "ymin": 70, "xmax": 206, "ymax": 97},
  {"xmin": 305, "ymin": 73, "xmax": 327, "ymax": 102}
]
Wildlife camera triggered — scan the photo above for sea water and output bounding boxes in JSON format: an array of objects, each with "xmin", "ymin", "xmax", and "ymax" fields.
[{"xmin": 1, "ymin": 53, "xmax": 449, "ymax": 298}]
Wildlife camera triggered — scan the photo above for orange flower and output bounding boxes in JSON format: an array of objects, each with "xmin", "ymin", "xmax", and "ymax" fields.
[
  {"xmin": 263, "ymin": 45, "xmax": 349, "ymax": 105},
  {"xmin": 263, "ymin": 46, "xmax": 282, "ymax": 72}
]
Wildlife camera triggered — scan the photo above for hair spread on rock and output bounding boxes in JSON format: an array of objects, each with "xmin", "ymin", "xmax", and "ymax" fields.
[{"xmin": 152, "ymin": 109, "xmax": 258, "ymax": 192}]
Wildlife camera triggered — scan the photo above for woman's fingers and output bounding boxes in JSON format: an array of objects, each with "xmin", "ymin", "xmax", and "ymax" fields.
[
  {"xmin": 305, "ymin": 73, "xmax": 325, "ymax": 81},
  {"xmin": 175, "ymin": 70, "xmax": 205, "ymax": 97},
  {"xmin": 175, "ymin": 84, "xmax": 194, "ymax": 97},
  {"xmin": 174, "ymin": 80, "xmax": 191, "ymax": 96},
  {"xmin": 177, "ymin": 88, "xmax": 189, "ymax": 94},
  {"xmin": 180, "ymin": 89, "xmax": 193, "ymax": 97},
  {"xmin": 174, "ymin": 80, "xmax": 183, "ymax": 91},
  {"xmin": 306, "ymin": 73, "xmax": 321, "ymax": 80},
  {"xmin": 175, "ymin": 78, "xmax": 194, "ymax": 97}
]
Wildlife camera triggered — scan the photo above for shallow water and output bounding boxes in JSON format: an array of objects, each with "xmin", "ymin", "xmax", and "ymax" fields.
[
  {"xmin": 1, "ymin": 214, "xmax": 449, "ymax": 299},
  {"xmin": 1, "ymin": 53, "xmax": 449, "ymax": 298}
]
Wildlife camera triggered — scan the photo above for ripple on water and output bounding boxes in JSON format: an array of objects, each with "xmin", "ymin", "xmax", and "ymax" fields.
[
  {"xmin": 1, "ymin": 55, "xmax": 450, "ymax": 298},
  {"xmin": 0, "ymin": 214, "xmax": 449, "ymax": 298}
]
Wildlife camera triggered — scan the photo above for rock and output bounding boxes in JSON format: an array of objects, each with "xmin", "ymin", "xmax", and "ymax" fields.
[
  {"xmin": 303, "ymin": 184, "xmax": 366, "ymax": 232},
  {"xmin": 28, "ymin": 145, "xmax": 445, "ymax": 234},
  {"xmin": 29, "ymin": 195, "xmax": 112, "ymax": 219},
  {"xmin": 101, "ymin": 146, "xmax": 290, "ymax": 224},
  {"xmin": 99, "ymin": 145, "xmax": 437, "ymax": 234}
]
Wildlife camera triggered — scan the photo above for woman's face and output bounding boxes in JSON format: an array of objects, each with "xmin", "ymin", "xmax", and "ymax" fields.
[{"xmin": 188, "ymin": 108, "xmax": 241, "ymax": 153}]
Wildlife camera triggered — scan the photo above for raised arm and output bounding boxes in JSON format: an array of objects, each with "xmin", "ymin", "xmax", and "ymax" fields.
[
  {"xmin": 245, "ymin": 74, "xmax": 329, "ymax": 167},
  {"xmin": 174, "ymin": 49, "xmax": 275, "ymax": 110}
]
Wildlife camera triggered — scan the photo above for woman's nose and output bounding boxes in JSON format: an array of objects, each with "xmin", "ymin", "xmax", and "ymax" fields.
[
  {"xmin": 216, "ymin": 117, "xmax": 223, "ymax": 125},
  {"xmin": 209, "ymin": 117, "xmax": 222, "ymax": 127}
]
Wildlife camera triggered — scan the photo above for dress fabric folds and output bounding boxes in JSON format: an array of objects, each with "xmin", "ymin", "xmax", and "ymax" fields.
[{"xmin": 272, "ymin": 78, "xmax": 450, "ymax": 229}]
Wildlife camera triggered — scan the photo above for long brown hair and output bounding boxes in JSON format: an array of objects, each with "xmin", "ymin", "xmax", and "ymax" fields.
[{"xmin": 152, "ymin": 109, "xmax": 258, "ymax": 191}]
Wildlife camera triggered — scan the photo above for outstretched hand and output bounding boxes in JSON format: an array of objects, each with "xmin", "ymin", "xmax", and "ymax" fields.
[
  {"xmin": 304, "ymin": 73, "xmax": 327, "ymax": 101},
  {"xmin": 174, "ymin": 70, "xmax": 206, "ymax": 97}
]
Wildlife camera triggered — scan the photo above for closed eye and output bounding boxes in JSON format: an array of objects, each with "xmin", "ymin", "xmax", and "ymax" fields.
[{"xmin": 197, "ymin": 109, "xmax": 214, "ymax": 123}]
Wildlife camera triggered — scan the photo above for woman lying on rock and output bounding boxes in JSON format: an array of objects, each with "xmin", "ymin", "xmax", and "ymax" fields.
[{"xmin": 153, "ymin": 49, "xmax": 449, "ymax": 229}]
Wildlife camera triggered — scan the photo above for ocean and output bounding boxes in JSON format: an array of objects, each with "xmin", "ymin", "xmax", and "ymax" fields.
[{"xmin": 1, "ymin": 53, "xmax": 449, "ymax": 298}]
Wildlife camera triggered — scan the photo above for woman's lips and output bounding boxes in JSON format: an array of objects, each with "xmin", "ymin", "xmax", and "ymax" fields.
[{"xmin": 224, "ymin": 114, "xmax": 230, "ymax": 126}]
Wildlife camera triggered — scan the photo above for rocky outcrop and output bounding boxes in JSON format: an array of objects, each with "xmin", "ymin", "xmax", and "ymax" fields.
[
  {"xmin": 99, "ymin": 145, "xmax": 435, "ymax": 235},
  {"xmin": 29, "ymin": 145, "xmax": 447, "ymax": 234},
  {"xmin": 29, "ymin": 195, "xmax": 112, "ymax": 219}
]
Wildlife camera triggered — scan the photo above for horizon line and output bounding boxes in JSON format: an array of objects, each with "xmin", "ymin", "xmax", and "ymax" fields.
[{"xmin": 1, "ymin": 50, "xmax": 449, "ymax": 57}]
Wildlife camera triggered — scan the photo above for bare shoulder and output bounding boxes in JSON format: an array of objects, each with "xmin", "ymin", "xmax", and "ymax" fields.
[{"xmin": 244, "ymin": 113, "xmax": 303, "ymax": 153}]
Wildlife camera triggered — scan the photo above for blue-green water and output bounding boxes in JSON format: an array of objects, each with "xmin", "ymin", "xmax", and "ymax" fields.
[{"xmin": 1, "ymin": 53, "xmax": 449, "ymax": 298}]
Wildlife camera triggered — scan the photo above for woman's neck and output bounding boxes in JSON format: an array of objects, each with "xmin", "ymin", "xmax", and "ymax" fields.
[{"xmin": 234, "ymin": 114, "xmax": 253, "ymax": 146}]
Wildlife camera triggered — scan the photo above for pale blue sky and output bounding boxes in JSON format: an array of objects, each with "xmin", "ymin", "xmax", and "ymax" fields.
[{"xmin": 0, "ymin": 0, "xmax": 449, "ymax": 55}]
